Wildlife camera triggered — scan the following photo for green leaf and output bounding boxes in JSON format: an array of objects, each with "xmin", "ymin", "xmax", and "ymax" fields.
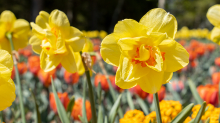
[
  {"xmin": 205, "ymin": 117, "xmax": 210, "ymax": 123},
  {"xmin": 30, "ymin": 89, "xmax": 42, "ymax": 123},
  {"xmin": 127, "ymin": 90, "xmax": 134, "ymax": 110},
  {"xmin": 97, "ymin": 105, "xmax": 103, "ymax": 123},
  {"xmin": 171, "ymin": 103, "xmax": 194, "ymax": 123},
  {"xmin": 135, "ymin": 95, "xmax": 149, "ymax": 115},
  {"xmin": 82, "ymin": 81, "xmax": 88, "ymax": 123},
  {"xmin": 79, "ymin": 116, "xmax": 87, "ymax": 123},
  {"xmin": 51, "ymin": 77, "xmax": 70, "ymax": 123},
  {"xmin": 66, "ymin": 96, "xmax": 75, "ymax": 118},
  {"xmin": 97, "ymin": 82, "xmax": 102, "ymax": 104},
  {"xmin": 188, "ymin": 79, "xmax": 203, "ymax": 104},
  {"xmin": 106, "ymin": 77, "xmax": 123, "ymax": 118},
  {"xmin": 109, "ymin": 94, "xmax": 122, "ymax": 123},
  {"xmin": 104, "ymin": 116, "xmax": 108, "ymax": 123},
  {"xmin": 194, "ymin": 102, "xmax": 206, "ymax": 123}
]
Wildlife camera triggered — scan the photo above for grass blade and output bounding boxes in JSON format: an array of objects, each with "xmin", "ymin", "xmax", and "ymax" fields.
[
  {"xmin": 194, "ymin": 102, "xmax": 206, "ymax": 123},
  {"xmin": 127, "ymin": 90, "xmax": 134, "ymax": 110},
  {"xmin": 109, "ymin": 94, "xmax": 122, "ymax": 123},
  {"xmin": 30, "ymin": 89, "xmax": 42, "ymax": 123},
  {"xmin": 188, "ymin": 79, "xmax": 203, "ymax": 104}
]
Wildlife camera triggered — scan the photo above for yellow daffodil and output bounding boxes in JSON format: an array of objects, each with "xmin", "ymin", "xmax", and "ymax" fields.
[
  {"xmin": 29, "ymin": 10, "xmax": 85, "ymax": 73},
  {"xmin": 0, "ymin": 10, "xmax": 30, "ymax": 52},
  {"xmin": 74, "ymin": 38, "xmax": 94, "ymax": 75},
  {"xmin": 207, "ymin": 4, "xmax": 220, "ymax": 45},
  {"xmin": 100, "ymin": 8, "xmax": 189, "ymax": 93},
  {"xmin": 0, "ymin": 49, "xmax": 16, "ymax": 111}
]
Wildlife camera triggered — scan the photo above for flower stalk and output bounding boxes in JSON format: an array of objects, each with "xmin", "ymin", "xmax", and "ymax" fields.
[
  {"xmin": 153, "ymin": 93, "xmax": 162, "ymax": 123},
  {"xmin": 80, "ymin": 51, "xmax": 97, "ymax": 123},
  {"xmin": 6, "ymin": 33, "xmax": 26, "ymax": 123}
]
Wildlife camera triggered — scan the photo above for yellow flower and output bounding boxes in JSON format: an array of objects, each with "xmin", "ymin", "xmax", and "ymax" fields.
[
  {"xmin": 207, "ymin": 4, "xmax": 220, "ymax": 45},
  {"xmin": 74, "ymin": 38, "xmax": 94, "ymax": 75},
  {"xmin": 29, "ymin": 10, "xmax": 85, "ymax": 72},
  {"xmin": 0, "ymin": 49, "xmax": 16, "ymax": 111},
  {"xmin": 0, "ymin": 10, "xmax": 30, "ymax": 52},
  {"xmin": 120, "ymin": 109, "xmax": 145, "ymax": 123},
  {"xmin": 100, "ymin": 8, "xmax": 189, "ymax": 93}
]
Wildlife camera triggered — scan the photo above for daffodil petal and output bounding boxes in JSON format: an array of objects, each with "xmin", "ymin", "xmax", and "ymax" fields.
[
  {"xmin": 74, "ymin": 52, "xmax": 85, "ymax": 75},
  {"xmin": 207, "ymin": 5, "xmax": 220, "ymax": 28},
  {"xmin": 100, "ymin": 33, "xmax": 121, "ymax": 66},
  {"xmin": 0, "ymin": 10, "xmax": 16, "ymax": 31},
  {"xmin": 49, "ymin": 9, "xmax": 70, "ymax": 35},
  {"xmin": 36, "ymin": 11, "xmax": 50, "ymax": 29},
  {"xmin": 30, "ymin": 22, "xmax": 45, "ymax": 39},
  {"xmin": 140, "ymin": 8, "xmax": 177, "ymax": 39},
  {"xmin": 12, "ymin": 19, "xmax": 30, "ymax": 36},
  {"xmin": 0, "ymin": 49, "xmax": 13, "ymax": 70},
  {"xmin": 138, "ymin": 69, "xmax": 164, "ymax": 94},
  {"xmin": 137, "ymin": 32, "xmax": 167, "ymax": 46},
  {"xmin": 0, "ymin": 39, "xmax": 11, "ymax": 53},
  {"xmin": 13, "ymin": 36, "xmax": 29, "ymax": 51},
  {"xmin": 40, "ymin": 51, "xmax": 63, "ymax": 72},
  {"xmin": 65, "ymin": 27, "xmax": 85, "ymax": 52},
  {"xmin": 210, "ymin": 27, "xmax": 220, "ymax": 45},
  {"xmin": 82, "ymin": 38, "xmax": 94, "ymax": 52},
  {"xmin": 54, "ymin": 31, "xmax": 67, "ymax": 54},
  {"xmin": 114, "ymin": 19, "xmax": 147, "ymax": 38},
  {"xmin": 0, "ymin": 64, "xmax": 11, "ymax": 84},
  {"xmin": 159, "ymin": 38, "xmax": 189, "ymax": 72},
  {"xmin": 61, "ymin": 46, "xmax": 77, "ymax": 73},
  {"xmin": 29, "ymin": 35, "xmax": 42, "ymax": 54},
  {"xmin": 162, "ymin": 72, "xmax": 173, "ymax": 84},
  {"xmin": 115, "ymin": 55, "xmax": 150, "ymax": 85},
  {"xmin": 0, "ymin": 79, "xmax": 16, "ymax": 111}
]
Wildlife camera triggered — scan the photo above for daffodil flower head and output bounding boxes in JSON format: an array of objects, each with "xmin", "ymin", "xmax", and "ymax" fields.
[
  {"xmin": 100, "ymin": 8, "xmax": 189, "ymax": 93},
  {"xmin": 0, "ymin": 10, "xmax": 30, "ymax": 52},
  {"xmin": 0, "ymin": 49, "xmax": 16, "ymax": 111},
  {"xmin": 207, "ymin": 4, "xmax": 220, "ymax": 45},
  {"xmin": 29, "ymin": 10, "xmax": 85, "ymax": 73}
]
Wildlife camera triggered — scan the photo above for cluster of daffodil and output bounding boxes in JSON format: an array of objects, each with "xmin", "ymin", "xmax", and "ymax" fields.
[
  {"xmin": 175, "ymin": 26, "xmax": 210, "ymax": 40},
  {"xmin": 192, "ymin": 104, "xmax": 220, "ymax": 121},
  {"xmin": 82, "ymin": 30, "xmax": 107, "ymax": 39},
  {"xmin": 119, "ymin": 100, "xmax": 191, "ymax": 123}
]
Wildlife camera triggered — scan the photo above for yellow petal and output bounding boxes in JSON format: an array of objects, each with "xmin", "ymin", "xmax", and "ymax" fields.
[
  {"xmin": 114, "ymin": 19, "xmax": 147, "ymax": 38},
  {"xmin": 138, "ymin": 69, "xmax": 164, "ymax": 94},
  {"xmin": 40, "ymin": 51, "xmax": 63, "ymax": 72},
  {"xmin": 82, "ymin": 38, "xmax": 94, "ymax": 52},
  {"xmin": 0, "ymin": 49, "xmax": 13, "ymax": 70},
  {"xmin": 162, "ymin": 72, "xmax": 173, "ymax": 84},
  {"xmin": 61, "ymin": 46, "xmax": 77, "ymax": 73},
  {"xmin": 100, "ymin": 33, "xmax": 121, "ymax": 66},
  {"xmin": 12, "ymin": 19, "xmax": 30, "ymax": 36},
  {"xmin": 0, "ymin": 10, "xmax": 16, "ymax": 31},
  {"xmin": 13, "ymin": 36, "xmax": 29, "ymax": 51},
  {"xmin": 138, "ymin": 44, "xmax": 150, "ymax": 61},
  {"xmin": 137, "ymin": 32, "xmax": 167, "ymax": 46},
  {"xmin": 0, "ymin": 64, "xmax": 11, "ymax": 85},
  {"xmin": 65, "ymin": 27, "xmax": 85, "ymax": 52},
  {"xmin": 30, "ymin": 22, "xmax": 45, "ymax": 39},
  {"xmin": 36, "ymin": 11, "xmax": 50, "ymax": 29},
  {"xmin": 210, "ymin": 27, "xmax": 220, "ymax": 45},
  {"xmin": 115, "ymin": 55, "xmax": 150, "ymax": 88},
  {"xmin": 54, "ymin": 31, "xmax": 67, "ymax": 54},
  {"xmin": 140, "ymin": 8, "xmax": 177, "ymax": 39},
  {"xmin": 0, "ymin": 79, "xmax": 16, "ymax": 111},
  {"xmin": 49, "ymin": 10, "xmax": 70, "ymax": 35},
  {"xmin": 158, "ymin": 38, "xmax": 189, "ymax": 72},
  {"xmin": 74, "ymin": 52, "xmax": 85, "ymax": 75},
  {"xmin": 207, "ymin": 5, "xmax": 220, "ymax": 28},
  {"xmin": 0, "ymin": 39, "xmax": 11, "ymax": 53},
  {"xmin": 29, "ymin": 35, "xmax": 42, "ymax": 54}
]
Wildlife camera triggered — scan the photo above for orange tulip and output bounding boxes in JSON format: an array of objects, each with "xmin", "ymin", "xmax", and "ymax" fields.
[
  {"xmin": 94, "ymin": 73, "xmax": 109, "ymax": 91},
  {"xmin": 129, "ymin": 85, "xmax": 148, "ymax": 99},
  {"xmin": 215, "ymin": 57, "xmax": 220, "ymax": 67},
  {"xmin": 212, "ymin": 72, "xmax": 220, "ymax": 84},
  {"xmin": 71, "ymin": 98, "xmax": 92, "ymax": 121},
  {"xmin": 38, "ymin": 69, "xmax": 56, "ymax": 87},
  {"xmin": 206, "ymin": 43, "xmax": 215, "ymax": 52},
  {"xmin": 197, "ymin": 84, "xmax": 219, "ymax": 106},
  {"xmin": 28, "ymin": 56, "xmax": 40, "ymax": 76},
  {"xmin": 49, "ymin": 92, "xmax": 70, "ymax": 114},
  {"xmin": 195, "ymin": 44, "xmax": 205, "ymax": 56},
  {"xmin": 17, "ymin": 62, "xmax": 28, "ymax": 75},
  {"xmin": 190, "ymin": 40, "xmax": 200, "ymax": 49},
  {"xmin": 179, "ymin": 40, "xmax": 186, "ymax": 46},
  {"xmin": 64, "ymin": 71, "xmax": 79, "ymax": 84}
]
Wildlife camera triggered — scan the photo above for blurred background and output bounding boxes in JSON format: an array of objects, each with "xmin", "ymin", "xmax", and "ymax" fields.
[{"xmin": 1, "ymin": 0, "xmax": 220, "ymax": 33}]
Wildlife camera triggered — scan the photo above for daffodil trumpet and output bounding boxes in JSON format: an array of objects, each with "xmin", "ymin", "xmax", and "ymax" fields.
[
  {"xmin": 6, "ymin": 32, "xmax": 26, "ymax": 123},
  {"xmin": 80, "ymin": 51, "xmax": 97, "ymax": 123}
]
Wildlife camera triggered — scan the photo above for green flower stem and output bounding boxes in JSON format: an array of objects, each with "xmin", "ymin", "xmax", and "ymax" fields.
[
  {"xmin": 6, "ymin": 33, "xmax": 26, "ymax": 123},
  {"xmin": 153, "ymin": 93, "xmax": 162, "ymax": 123},
  {"xmin": 80, "ymin": 51, "xmax": 97, "ymax": 123}
]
